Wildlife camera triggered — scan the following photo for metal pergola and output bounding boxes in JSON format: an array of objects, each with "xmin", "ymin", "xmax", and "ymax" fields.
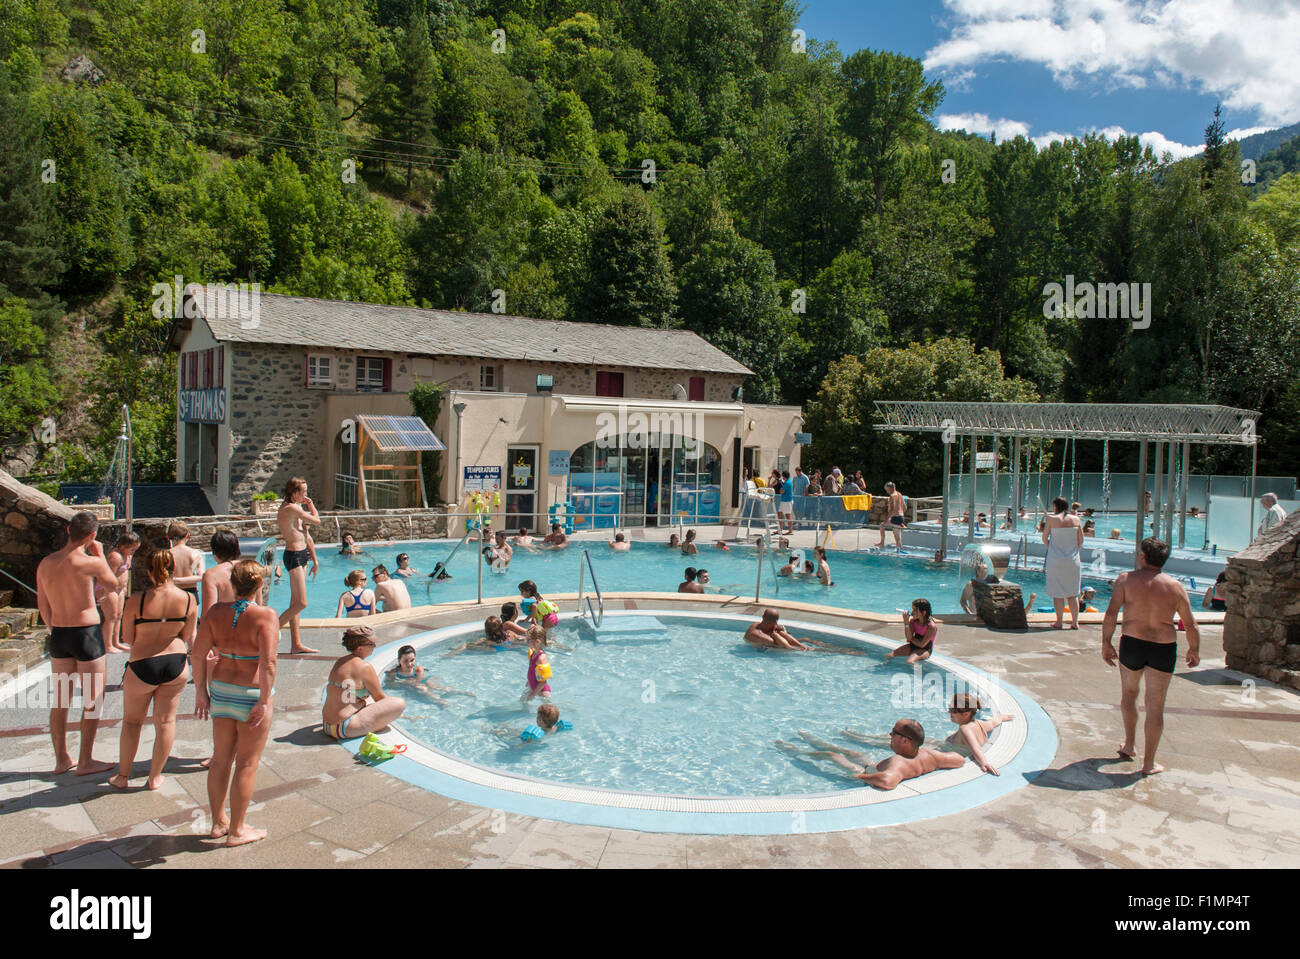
[{"xmin": 872, "ymin": 401, "xmax": 1261, "ymax": 565}]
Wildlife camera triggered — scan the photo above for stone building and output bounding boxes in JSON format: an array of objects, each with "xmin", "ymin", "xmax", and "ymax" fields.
[
  {"xmin": 168, "ymin": 287, "xmax": 804, "ymax": 528},
  {"xmin": 1223, "ymin": 511, "xmax": 1300, "ymax": 691}
]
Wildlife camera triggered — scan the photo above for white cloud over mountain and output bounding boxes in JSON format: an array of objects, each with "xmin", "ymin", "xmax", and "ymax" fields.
[{"xmin": 925, "ymin": 0, "xmax": 1300, "ymax": 126}]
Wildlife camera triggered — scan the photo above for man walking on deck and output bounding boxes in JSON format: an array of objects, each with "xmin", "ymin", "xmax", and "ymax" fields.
[
  {"xmin": 36, "ymin": 511, "xmax": 120, "ymax": 775},
  {"xmin": 1101, "ymin": 538, "xmax": 1200, "ymax": 776},
  {"xmin": 877, "ymin": 482, "xmax": 907, "ymax": 548}
]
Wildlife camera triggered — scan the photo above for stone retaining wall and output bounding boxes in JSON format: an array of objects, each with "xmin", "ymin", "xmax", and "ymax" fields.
[
  {"xmin": 0, "ymin": 466, "xmax": 456, "ymax": 601},
  {"xmin": 0, "ymin": 469, "xmax": 76, "ymax": 602},
  {"xmin": 1223, "ymin": 511, "xmax": 1300, "ymax": 691}
]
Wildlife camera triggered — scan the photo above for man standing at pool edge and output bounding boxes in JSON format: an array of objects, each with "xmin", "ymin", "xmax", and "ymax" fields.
[{"xmin": 1101, "ymin": 537, "xmax": 1199, "ymax": 776}]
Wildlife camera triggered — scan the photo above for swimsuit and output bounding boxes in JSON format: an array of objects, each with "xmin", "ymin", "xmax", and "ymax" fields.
[
  {"xmin": 49, "ymin": 624, "xmax": 105, "ymax": 662},
  {"xmin": 343, "ymin": 589, "xmax": 372, "ymax": 614},
  {"xmin": 909, "ymin": 622, "xmax": 934, "ymax": 654},
  {"xmin": 209, "ymin": 599, "xmax": 273, "ymax": 720},
  {"xmin": 283, "ymin": 548, "xmax": 311, "ymax": 571},
  {"xmin": 1210, "ymin": 598, "xmax": 1227, "ymax": 611},
  {"xmin": 527, "ymin": 648, "xmax": 551, "ymax": 693},
  {"xmin": 890, "ymin": 515, "xmax": 906, "ymax": 526},
  {"xmin": 1118, "ymin": 635, "xmax": 1177, "ymax": 674},
  {"xmin": 125, "ymin": 589, "xmax": 193, "ymax": 686}
]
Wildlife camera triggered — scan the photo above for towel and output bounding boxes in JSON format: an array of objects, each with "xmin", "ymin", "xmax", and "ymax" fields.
[{"xmin": 841, "ymin": 494, "xmax": 873, "ymax": 512}]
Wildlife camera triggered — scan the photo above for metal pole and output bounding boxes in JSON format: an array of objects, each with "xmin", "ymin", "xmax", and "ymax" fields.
[
  {"xmin": 990, "ymin": 435, "xmax": 999, "ymax": 540},
  {"xmin": 755, "ymin": 538, "xmax": 764, "ymax": 603},
  {"xmin": 1164, "ymin": 441, "xmax": 1177, "ymax": 545},
  {"xmin": 1135, "ymin": 440, "xmax": 1148, "ymax": 568},
  {"xmin": 967, "ymin": 434, "xmax": 977, "ymax": 542},
  {"xmin": 939, "ymin": 436, "xmax": 951, "ymax": 560},
  {"xmin": 1248, "ymin": 441, "xmax": 1258, "ymax": 545},
  {"xmin": 1177, "ymin": 441, "xmax": 1190, "ymax": 547},
  {"xmin": 1151, "ymin": 441, "xmax": 1163, "ymax": 543},
  {"xmin": 1011, "ymin": 436, "xmax": 1021, "ymax": 532},
  {"xmin": 476, "ymin": 522, "xmax": 483, "ymax": 605}
]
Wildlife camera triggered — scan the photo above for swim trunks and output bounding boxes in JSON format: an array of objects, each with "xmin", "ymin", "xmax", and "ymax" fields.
[
  {"xmin": 283, "ymin": 548, "xmax": 310, "ymax": 571},
  {"xmin": 49, "ymin": 624, "xmax": 105, "ymax": 662},
  {"xmin": 1118, "ymin": 635, "xmax": 1177, "ymax": 674},
  {"xmin": 890, "ymin": 515, "xmax": 906, "ymax": 526}
]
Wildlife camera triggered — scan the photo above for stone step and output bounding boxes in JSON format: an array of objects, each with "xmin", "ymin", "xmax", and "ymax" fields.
[
  {"xmin": 0, "ymin": 628, "xmax": 49, "ymax": 679},
  {"xmin": 0, "ymin": 607, "xmax": 39, "ymax": 638}
]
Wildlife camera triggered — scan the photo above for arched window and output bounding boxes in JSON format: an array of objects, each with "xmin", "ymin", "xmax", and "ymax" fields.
[{"xmin": 568, "ymin": 434, "xmax": 722, "ymax": 528}]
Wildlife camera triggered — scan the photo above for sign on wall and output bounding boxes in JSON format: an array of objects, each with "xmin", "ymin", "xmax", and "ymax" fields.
[
  {"xmin": 975, "ymin": 452, "xmax": 997, "ymax": 469},
  {"xmin": 179, "ymin": 388, "xmax": 227, "ymax": 424},
  {"xmin": 794, "ymin": 432, "xmax": 812, "ymax": 445},
  {"xmin": 464, "ymin": 466, "xmax": 502, "ymax": 492},
  {"xmin": 548, "ymin": 450, "xmax": 571, "ymax": 476}
]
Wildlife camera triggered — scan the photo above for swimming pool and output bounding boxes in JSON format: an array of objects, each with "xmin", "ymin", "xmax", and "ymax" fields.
[
  {"xmin": 346, "ymin": 611, "xmax": 1057, "ymax": 834},
  {"xmin": 259, "ymin": 538, "xmax": 1115, "ymax": 618}
]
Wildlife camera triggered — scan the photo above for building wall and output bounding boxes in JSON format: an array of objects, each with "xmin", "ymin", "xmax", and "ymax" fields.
[{"xmin": 228, "ymin": 343, "xmax": 330, "ymax": 514}]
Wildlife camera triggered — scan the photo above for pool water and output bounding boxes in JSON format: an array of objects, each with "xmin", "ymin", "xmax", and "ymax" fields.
[
  {"xmin": 260, "ymin": 539, "xmax": 1115, "ymax": 617},
  {"xmin": 961, "ymin": 513, "xmax": 1207, "ymax": 548},
  {"xmin": 391, "ymin": 614, "xmax": 992, "ymax": 797}
]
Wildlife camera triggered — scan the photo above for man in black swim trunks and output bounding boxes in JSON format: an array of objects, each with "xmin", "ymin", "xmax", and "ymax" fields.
[
  {"xmin": 36, "ymin": 511, "xmax": 121, "ymax": 776},
  {"xmin": 1101, "ymin": 538, "xmax": 1200, "ymax": 776}
]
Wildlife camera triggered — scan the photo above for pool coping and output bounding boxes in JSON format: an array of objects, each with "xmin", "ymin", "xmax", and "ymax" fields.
[
  {"xmin": 301, "ymin": 590, "xmax": 1226, "ymax": 631},
  {"xmin": 333, "ymin": 609, "xmax": 1061, "ymax": 835}
]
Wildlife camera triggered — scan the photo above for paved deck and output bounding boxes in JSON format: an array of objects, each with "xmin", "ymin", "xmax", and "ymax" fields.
[{"xmin": 1, "ymin": 594, "xmax": 1296, "ymax": 869}]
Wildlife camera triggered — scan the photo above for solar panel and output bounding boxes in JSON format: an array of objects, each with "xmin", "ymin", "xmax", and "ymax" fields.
[{"xmin": 356, "ymin": 414, "xmax": 447, "ymax": 452}]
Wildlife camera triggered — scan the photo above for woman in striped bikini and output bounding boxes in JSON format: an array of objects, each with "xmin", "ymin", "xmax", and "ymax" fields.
[
  {"xmin": 321, "ymin": 625, "xmax": 406, "ymax": 740},
  {"xmin": 193, "ymin": 560, "xmax": 279, "ymax": 848}
]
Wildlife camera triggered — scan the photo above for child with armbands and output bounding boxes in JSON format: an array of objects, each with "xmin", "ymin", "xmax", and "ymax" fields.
[
  {"xmin": 491, "ymin": 703, "xmax": 573, "ymax": 746},
  {"xmin": 444, "ymin": 616, "xmax": 513, "ymax": 657},
  {"xmin": 522, "ymin": 626, "xmax": 553, "ymax": 702},
  {"xmin": 519, "ymin": 580, "xmax": 560, "ymax": 629},
  {"xmin": 521, "ymin": 704, "xmax": 573, "ymax": 742}
]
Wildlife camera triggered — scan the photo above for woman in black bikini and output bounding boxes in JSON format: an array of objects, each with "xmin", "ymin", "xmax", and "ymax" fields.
[{"xmin": 109, "ymin": 548, "xmax": 198, "ymax": 791}]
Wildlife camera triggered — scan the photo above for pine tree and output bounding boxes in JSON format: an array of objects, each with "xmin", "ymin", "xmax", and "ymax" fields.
[{"xmin": 366, "ymin": 10, "xmax": 440, "ymax": 191}]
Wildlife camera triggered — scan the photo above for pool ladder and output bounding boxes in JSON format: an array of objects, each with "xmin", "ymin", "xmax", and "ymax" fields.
[
  {"xmin": 577, "ymin": 549, "xmax": 604, "ymax": 628},
  {"xmin": 1013, "ymin": 533, "xmax": 1028, "ymax": 571}
]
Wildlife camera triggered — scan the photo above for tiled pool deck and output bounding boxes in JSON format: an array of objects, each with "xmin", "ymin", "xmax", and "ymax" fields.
[{"xmin": 1, "ymin": 572, "xmax": 1296, "ymax": 868}]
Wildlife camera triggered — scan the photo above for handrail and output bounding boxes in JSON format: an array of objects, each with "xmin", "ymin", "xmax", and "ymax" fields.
[
  {"xmin": 0, "ymin": 567, "xmax": 36, "ymax": 595},
  {"xmin": 1014, "ymin": 533, "xmax": 1028, "ymax": 571},
  {"xmin": 432, "ymin": 524, "xmax": 476, "ymax": 578},
  {"xmin": 577, "ymin": 548, "xmax": 603, "ymax": 628}
]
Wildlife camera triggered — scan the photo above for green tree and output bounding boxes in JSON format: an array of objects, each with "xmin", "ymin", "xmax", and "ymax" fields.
[
  {"xmin": 841, "ymin": 49, "xmax": 944, "ymax": 216},
  {"xmin": 0, "ymin": 297, "xmax": 57, "ymax": 438},
  {"xmin": 804, "ymin": 337, "xmax": 1037, "ymax": 492},
  {"xmin": 364, "ymin": 8, "xmax": 439, "ymax": 190},
  {"xmin": 569, "ymin": 188, "xmax": 677, "ymax": 328},
  {"xmin": 676, "ymin": 228, "xmax": 791, "ymax": 403}
]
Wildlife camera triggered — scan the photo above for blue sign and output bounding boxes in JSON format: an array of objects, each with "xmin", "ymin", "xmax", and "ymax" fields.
[
  {"xmin": 464, "ymin": 466, "xmax": 501, "ymax": 492},
  {"xmin": 548, "ymin": 449, "xmax": 571, "ymax": 476},
  {"xmin": 795, "ymin": 432, "xmax": 812, "ymax": 445},
  {"xmin": 179, "ymin": 388, "xmax": 227, "ymax": 424}
]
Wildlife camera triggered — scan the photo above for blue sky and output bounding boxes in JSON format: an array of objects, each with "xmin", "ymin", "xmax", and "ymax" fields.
[{"xmin": 797, "ymin": 0, "xmax": 1300, "ymax": 158}]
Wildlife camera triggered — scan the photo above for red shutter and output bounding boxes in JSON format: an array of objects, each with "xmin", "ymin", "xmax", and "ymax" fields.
[
  {"xmin": 596, "ymin": 371, "xmax": 624, "ymax": 397},
  {"xmin": 382, "ymin": 358, "xmax": 392, "ymax": 392},
  {"xmin": 305, "ymin": 353, "xmax": 310, "ymax": 388},
  {"xmin": 217, "ymin": 346, "xmax": 224, "ymax": 387},
  {"xmin": 689, "ymin": 377, "xmax": 705, "ymax": 401}
]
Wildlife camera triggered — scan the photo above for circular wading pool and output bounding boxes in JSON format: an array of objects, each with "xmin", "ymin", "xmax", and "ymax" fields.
[{"xmin": 338, "ymin": 611, "xmax": 1057, "ymax": 835}]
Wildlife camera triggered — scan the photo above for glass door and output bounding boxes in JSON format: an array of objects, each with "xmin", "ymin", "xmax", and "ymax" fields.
[{"xmin": 505, "ymin": 446, "xmax": 539, "ymax": 532}]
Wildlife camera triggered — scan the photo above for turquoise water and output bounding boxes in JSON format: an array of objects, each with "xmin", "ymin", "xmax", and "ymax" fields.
[
  {"xmin": 392, "ymin": 614, "xmax": 992, "ymax": 797},
  {"xmin": 257, "ymin": 539, "xmax": 1115, "ymax": 617}
]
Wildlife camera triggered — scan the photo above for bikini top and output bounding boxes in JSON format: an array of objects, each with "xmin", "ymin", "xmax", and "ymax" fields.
[
  {"xmin": 134, "ymin": 589, "xmax": 193, "ymax": 626},
  {"xmin": 328, "ymin": 677, "xmax": 371, "ymax": 699},
  {"xmin": 219, "ymin": 599, "xmax": 261, "ymax": 660},
  {"xmin": 344, "ymin": 589, "xmax": 372, "ymax": 613}
]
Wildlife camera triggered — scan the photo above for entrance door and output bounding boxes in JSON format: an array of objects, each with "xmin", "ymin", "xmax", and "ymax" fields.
[{"xmin": 505, "ymin": 446, "xmax": 539, "ymax": 532}]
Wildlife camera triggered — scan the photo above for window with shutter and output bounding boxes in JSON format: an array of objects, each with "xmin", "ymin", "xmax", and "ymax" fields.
[{"xmin": 595, "ymin": 371, "xmax": 624, "ymax": 397}]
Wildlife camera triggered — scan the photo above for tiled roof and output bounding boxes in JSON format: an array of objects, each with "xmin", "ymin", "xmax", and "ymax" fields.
[{"xmin": 182, "ymin": 288, "xmax": 753, "ymax": 376}]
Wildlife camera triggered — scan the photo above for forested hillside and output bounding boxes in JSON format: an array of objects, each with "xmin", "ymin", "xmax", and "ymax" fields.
[{"xmin": 2, "ymin": 0, "xmax": 1298, "ymax": 495}]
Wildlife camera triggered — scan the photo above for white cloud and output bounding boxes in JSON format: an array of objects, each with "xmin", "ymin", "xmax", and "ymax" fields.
[
  {"xmin": 937, "ymin": 112, "xmax": 1032, "ymax": 140},
  {"xmin": 1028, "ymin": 123, "xmax": 1278, "ymax": 159},
  {"xmin": 925, "ymin": 0, "xmax": 1300, "ymax": 126}
]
